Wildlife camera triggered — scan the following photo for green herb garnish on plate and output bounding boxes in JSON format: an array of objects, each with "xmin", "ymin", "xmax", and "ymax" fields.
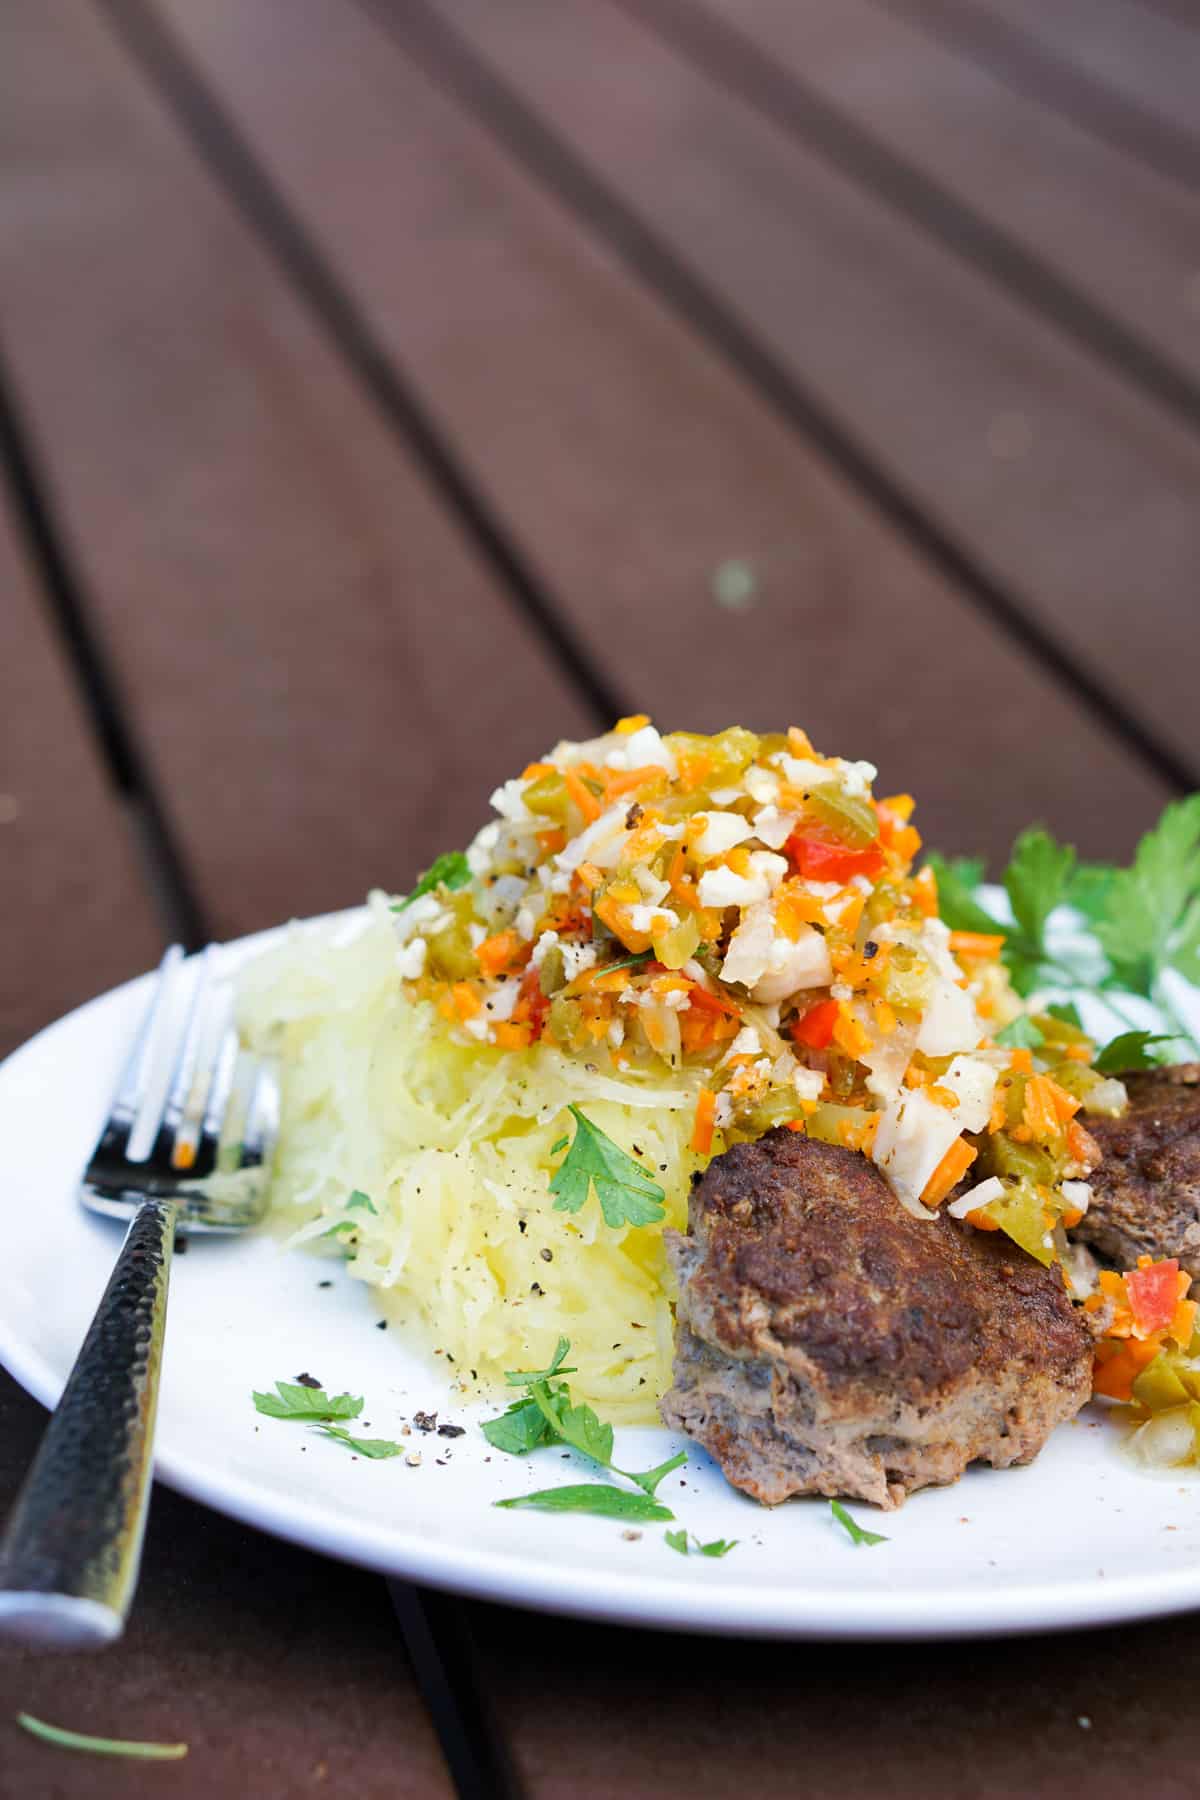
[
  {"xmin": 549, "ymin": 1106, "xmax": 666, "ymax": 1228},
  {"xmin": 16, "ymin": 1713, "xmax": 187, "ymax": 1760}
]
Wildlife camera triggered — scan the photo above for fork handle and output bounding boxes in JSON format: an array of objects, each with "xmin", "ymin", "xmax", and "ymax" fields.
[{"xmin": 0, "ymin": 1198, "xmax": 176, "ymax": 1649}]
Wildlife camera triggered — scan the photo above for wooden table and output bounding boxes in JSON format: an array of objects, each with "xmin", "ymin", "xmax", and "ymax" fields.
[{"xmin": 2, "ymin": 0, "xmax": 1197, "ymax": 1791}]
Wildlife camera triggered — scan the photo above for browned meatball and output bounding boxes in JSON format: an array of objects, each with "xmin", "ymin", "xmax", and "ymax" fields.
[
  {"xmin": 660, "ymin": 1131, "xmax": 1092, "ymax": 1509},
  {"xmin": 1075, "ymin": 1064, "xmax": 1200, "ymax": 1276}
]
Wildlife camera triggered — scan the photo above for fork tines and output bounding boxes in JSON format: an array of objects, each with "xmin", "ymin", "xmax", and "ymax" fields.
[{"xmin": 83, "ymin": 946, "xmax": 277, "ymax": 1233}]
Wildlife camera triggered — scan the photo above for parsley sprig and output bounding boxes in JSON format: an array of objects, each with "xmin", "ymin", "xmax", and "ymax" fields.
[
  {"xmin": 484, "ymin": 1337, "xmax": 687, "ymax": 1520},
  {"xmin": 252, "ymin": 1381, "xmax": 363, "ymax": 1421},
  {"xmin": 252, "ymin": 1381, "xmax": 402, "ymax": 1458},
  {"xmin": 664, "ymin": 1529, "xmax": 738, "ymax": 1558},
  {"xmin": 929, "ymin": 798, "xmax": 1200, "ymax": 1060},
  {"xmin": 16, "ymin": 1715, "xmax": 187, "ymax": 1761},
  {"xmin": 549, "ymin": 1106, "xmax": 667, "ymax": 1228},
  {"xmin": 391, "ymin": 850, "xmax": 471, "ymax": 912},
  {"xmin": 830, "ymin": 1500, "xmax": 889, "ymax": 1547}
]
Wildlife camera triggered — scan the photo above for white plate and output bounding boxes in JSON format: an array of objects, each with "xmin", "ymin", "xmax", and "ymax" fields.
[{"xmin": 2, "ymin": 933, "xmax": 1199, "ymax": 1641}]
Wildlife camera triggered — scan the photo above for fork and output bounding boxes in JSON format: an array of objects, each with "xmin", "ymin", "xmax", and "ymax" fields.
[{"xmin": 0, "ymin": 945, "xmax": 278, "ymax": 1650}]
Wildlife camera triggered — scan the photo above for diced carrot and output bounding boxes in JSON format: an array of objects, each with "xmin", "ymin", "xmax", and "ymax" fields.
[
  {"xmin": 666, "ymin": 844, "xmax": 699, "ymax": 906},
  {"xmin": 574, "ymin": 861, "xmax": 604, "ymax": 894},
  {"xmin": 878, "ymin": 793, "xmax": 915, "ymax": 823},
  {"xmin": 774, "ymin": 895, "xmax": 805, "ymax": 941},
  {"xmin": 476, "ymin": 929, "xmax": 521, "ymax": 979},
  {"xmin": 1066, "ymin": 1119, "xmax": 1101, "ymax": 1168},
  {"xmin": 614, "ymin": 714, "xmax": 650, "ymax": 735},
  {"xmin": 864, "ymin": 1001, "xmax": 892, "ymax": 1040},
  {"xmin": 677, "ymin": 753, "xmax": 713, "ymax": 791},
  {"xmin": 948, "ymin": 930, "xmax": 1006, "ymax": 959},
  {"xmin": 451, "ymin": 982, "xmax": 481, "ymax": 1021},
  {"xmin": 1171, "ymin": 1297, "xmax": 1198, "ymax": 1346},
  {"xmin": 564, "ymin": 766, "xmax": 602, "ymax": 825},
  {"xmin": 493, "ymin": 1021, "xmax": 532, "ymax": 1051},
  {"xmin": 521, "ymin": 761, "xmax": 555, "ymax": 780},
  {"xmin": 1092, "ymin": 1337, "xmax": 1161, "ymax": 1403},
  {"xmin": 603, "ymin": 764, "xmax": 668, "ymax": 804},
  {"xmin": 1022, "ymin": 1074, "xmax": 1063, "ymax": 1140},
  {"xmin": 691, "ymin": 1089, "xmax": 717, "ymax": 1156},
  {"xmin": 1062, "ymin": 1042, "xmax": 1093, "ymax": 1062},
  {"xmin": 1042, "ymin": 1076, "xmax": 1081, "ymax": 1122},
  {"xmin": 787, "ymin": 726, "xmax": 817, "ymax": 757},
  {"xmin": 839, "ymin": 1114, "xmax": 880, "ymax": 1154},
  {"xmin": 880, "ymin": 818, "xmax": 922, "ymax": 863},
  {"xmin": 911, "ymin": 866, "xmax": 938, "ymax": 918},
  {"xmin": 988, "ymin": 1087, "xmax": 1008, "ymax": 1133},
  {"xmin": 592, "ymin": 891, "xmax": 649, "ymax": 952},
  {"xmin": 835, "ymin": 892, "xmax": 866, "ymax": 937},
  {"xmin": 535, "ymin": 828, "xmax": 566, "ymax": 857},
  {"xmin": 832, "ymin": 1008, "xmax": 873, "ymax": 1061},
  {"xmin": 920, "ymin": 1138, "xmax": 978, "ymax": 1208},
  {"xmin": 966, "ymin": 1207, "xmax": 1001, "ymax": 1231},
  {"xmin": 925, "ymin": 1083, "xmax": 959, "ymax": 1110},
  {"xmin": 1008, "ymin": 1047, "xmax": 1034, "ymax": 1074}
]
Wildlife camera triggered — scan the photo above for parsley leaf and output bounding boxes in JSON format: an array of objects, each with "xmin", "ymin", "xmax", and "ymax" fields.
[
  {"xmin": 481, "ymin": 1396, "xmax": 553, "ymax": 1456},
  {"xmin": 1093, "ymin": 1030, "xmax": 1175, "ymax": 1075},
  {"xmin": 830, "ymin": 1499, "xmax": 889, "ymax": 1547},
  {"xmin": 392, "ymin": 850, "xmax": 471, "ymax": 912},
  {"xmin": 315, "ymin": 1425, "xmax": 403, "ymax": 1459},
  {"xmin": 527, "ymin": 1384, "xmax": 614, "ymax": 1466},
  {"xmin": 347, "ymin": 1189, "xmax": 377, "ymax": 1214},
  {"xmin": 495, "ymin": 1484, "xmax": 674, "ymax": 1521},
  {"xmin": 1046, "ymin": 1000, "xmax": 1083, "ymax": 1028},
  {"xmin": 549, "ymin": 1105, "xmax": 666, "ymax": 1228},
  {"xmin": 1005, "ymin": 828, "xmax": 1076, "ymax": 953},
  {"xmin": 624, "ymin": 1450, "xmax": 688, "ymax": 1498},
  {"xmin": 663, "ymin": 1529, "xmax": 738, "ymax": 1558},
  {"xmin": 484, "ymin": 1338, "xmax": 689, "ymax": 1522},
  {"xmin": 16, "ymin": 1715, "xmax": 187, "ymax": 1761},
  {"xmin": 1093, "ymin": 797, "xmax": 1200, "ymax": 995},
  {"xmin": 504, "ymin": 1337, "xmax": 576, "ymax": 1385},
  {"xmin": 941, "ymin": 853, "xmax": 986, "ymax": 890},
  {"xmin": 252, "ymin": 1381, "xmax": 363, "ymax": 1421},
  {"xmin": 1066, "ymin": 862, "xmax": 1117, "ymax": 922},
  {"xmin": 994, "ymin": 1015, "xmax": 1045, "ymax": 1050},
  {"xmin": 924, "ymin": 854, "xmax": 1005, "ymax": 938}
]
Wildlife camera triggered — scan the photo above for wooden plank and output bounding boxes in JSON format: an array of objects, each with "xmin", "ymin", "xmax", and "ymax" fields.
[
  {"xmin": 148, "ymin": 0, "xmax": 1169, "ymax": 865},
  {"xmin": 400, "ymin": 0, "xmax": 1200, "ymax": 782},
  {"xmin": 470, "ymin": 1599, "xmax": 1200, "ymax": 1800},
  {"xmin": 0, "ymin": 0, "xmax": 593, "ymax": 944},
  {"xmin": 697, "ymin": 0, "xmax": 1200, "ymax": 390},
  {"xmin": 967, "ymin": 0, "xmax": 1200, "ymax": 149},
  {"xmin": 0, "ymin": 487, "xmax": 162, "ymax": 1053},
  {"xmin": 882, "ymin": 0, "xmax": 1200, "ymax": 195},
  {"xmin": 0, "ymin": 1374, "xmax": 453, "ymax": 1797}
]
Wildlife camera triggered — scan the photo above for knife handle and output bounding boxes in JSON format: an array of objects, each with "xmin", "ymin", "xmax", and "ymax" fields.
[{"xmin": 0, "ymin": 1198, "xmax": 175, "ymax": 1649}]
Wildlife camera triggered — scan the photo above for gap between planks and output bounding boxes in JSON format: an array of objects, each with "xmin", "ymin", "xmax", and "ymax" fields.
[
  {"xmin": 620, "ymin": 0, "xmax": 1200, "ymax": 438},
  {"xmin": 0, "ymin": 351, "xmax": 209, "ymax": 950},
  {"xmin": 95, "ymin": 0, "xmax": 632, "ymax": 736},
  {"xmin": 357, "ymin": 0, "xmax": 1199, "ymax": 799},
  {"xmin": 877, "ymin": 0, "xmax": 1200, "ymax": 194}
]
